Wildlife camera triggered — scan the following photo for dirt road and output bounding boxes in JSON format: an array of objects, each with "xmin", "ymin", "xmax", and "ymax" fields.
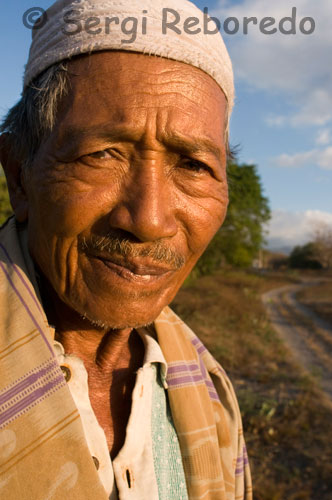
[{"xmin": 262, "ymin": 281, "xmax": 332, "ymax": 400}]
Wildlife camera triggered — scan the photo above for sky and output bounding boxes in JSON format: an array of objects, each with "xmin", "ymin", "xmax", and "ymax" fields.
[{"xmin": 0, "ymin": 0, "xmax": 331, "ymax": 252}]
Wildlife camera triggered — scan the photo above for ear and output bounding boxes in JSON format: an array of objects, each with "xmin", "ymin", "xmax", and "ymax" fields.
[{"xmin": 0, "ymin": 133, "xmax": 29, "ymax": 222}]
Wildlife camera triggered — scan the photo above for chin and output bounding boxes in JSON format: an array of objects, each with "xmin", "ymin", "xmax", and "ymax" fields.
[
  {"xmin": 68, "ymin": 290, "xmax": 169, "ymax": 331},
  {"xmin": 79, "ymin": 308, "xmax": 159, "ymax": 331},
  {"xmin": 61, "ymin": 267, "xmax": 186, "ymax": 331},
  {"xmin": 81, "ymin": 312, "xmax": 155, "ymax": 331}
]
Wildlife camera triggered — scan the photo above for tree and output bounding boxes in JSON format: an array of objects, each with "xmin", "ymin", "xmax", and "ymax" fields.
[
  {"xmin": 196, "ymin": 162, "xmax": 271, "ymax": 272},
  {"xmin": 311, "ymin": 222, "xmax": 332, "ymax": 269},
  {"xmin": 289, "ymin": 243, "xmax": 322, "ymax": 269}
]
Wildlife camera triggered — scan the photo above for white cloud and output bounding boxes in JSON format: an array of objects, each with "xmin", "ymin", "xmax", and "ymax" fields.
[
  {"xmin": 273, "ymin": 150, "xmax": 316, "ymax": 168},
  {"xmin": 289, "ymin": 90, "xmax": 332, "ymax": 127},
  {"xmin": 273, "ymin": 146, "xmax": 332, "ymax": 170},
  {"xmin": 266, "ymin": 209, "xmax": 332, "ymax": 248},
  {"xmin": 214, "ymin": 0, "xmax": 332, "ymax": 128},
  {"xmin": 318, "ymin": 147, "xmax": 332, "ymax": 169},
  {"xmin": 316, "ymin": 129, "xmax": 331, "ymax": 146},
  {"xmin": 265, "ymin": 115, "xmax": 286, "ymax": 127}
]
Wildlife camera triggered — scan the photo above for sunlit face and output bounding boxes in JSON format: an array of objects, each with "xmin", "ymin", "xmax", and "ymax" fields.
[{"xmin": 24, "ymin": 51, "xmax": 229, "ymax": 328}]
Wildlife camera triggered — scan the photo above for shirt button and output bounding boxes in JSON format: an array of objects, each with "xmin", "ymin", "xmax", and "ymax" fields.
[
  {"xmin": 60, "ymin": 365, "xmax": 71, "ymax": 382},
  {"xmin": 92, "ymin": 456, "xmax": 100, "ymax": 470}
]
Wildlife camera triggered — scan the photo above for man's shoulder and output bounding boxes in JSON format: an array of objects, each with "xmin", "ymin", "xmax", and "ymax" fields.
[{"xmin": 155, "ymin": 305, "xmax": 231, "ymax": 386}]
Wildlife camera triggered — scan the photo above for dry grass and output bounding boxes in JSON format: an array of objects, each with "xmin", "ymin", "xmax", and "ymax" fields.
[
  {"xmin": 297, "ymin": 280, "xmax": 332, "ymax": 326},
  {"xmin": 171, "ymin": 269, "xmax": 332, "ymax": 500}
]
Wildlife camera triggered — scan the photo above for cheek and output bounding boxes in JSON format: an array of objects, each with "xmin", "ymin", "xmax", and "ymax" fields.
[
  {"xmin": 163, "ymin": 193, "xmax": 227, "ymax": 299},
  {"xmin": 175, "ymin": 183, "xmax": 229, "ymax": 256},
  {"xmin": 25, "ymin": 171, "xmax": 121, "ymax": 289},
  {"xmin": 26, "ymin": 169, "xmax": 121, "ymax": 238}
]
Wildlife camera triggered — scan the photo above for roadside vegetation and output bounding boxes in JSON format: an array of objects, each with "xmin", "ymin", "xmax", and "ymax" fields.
[
  {"xmin": 297, "ymin": 280, "xmax": 332, "ymax": 326},
  {"xmin": 172, "ymin": 269, "xmax": 332, "ymax": 500}
]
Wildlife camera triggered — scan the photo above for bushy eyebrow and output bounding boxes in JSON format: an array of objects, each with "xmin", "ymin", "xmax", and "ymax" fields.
[
  {"xmin": 162, "ymin": 135, "xmax": 222, "ymax": 161},
  {"xmin": 58, "ymin": 125, "xmax": 222, "ymax": 161},
  {"xmin": 59, "ymin": 125, "xmax": 142, "ymax": 148}
]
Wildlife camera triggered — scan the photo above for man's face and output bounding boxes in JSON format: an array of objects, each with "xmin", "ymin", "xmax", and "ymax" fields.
[{"xmin": 24, "ymin": 51, "xmax": 229, "ymax": 329}]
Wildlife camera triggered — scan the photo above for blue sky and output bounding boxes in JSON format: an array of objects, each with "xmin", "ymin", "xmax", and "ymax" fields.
[{"xmin": 1, "ymin": 0, "xmax": 331, "ymax": 250}]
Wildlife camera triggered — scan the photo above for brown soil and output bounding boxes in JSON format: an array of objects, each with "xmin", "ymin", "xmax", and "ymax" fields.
[{"xmin": 263, "ymin": 281, "xmax": 332, "ymax": 400}]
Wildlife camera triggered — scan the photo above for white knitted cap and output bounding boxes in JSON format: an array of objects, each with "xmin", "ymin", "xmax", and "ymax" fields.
[{"xmin": 24, "ymin": 0, "xmax": 234, "ymax": 117}]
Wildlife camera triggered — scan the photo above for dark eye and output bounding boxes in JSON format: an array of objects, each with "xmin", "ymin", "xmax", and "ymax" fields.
[
  {"xmin": 181, "ymin": 158, "xmax": 212, "ymax": 174},
  {"xmin": 87, "ymin": 150, "xmax": 112, "ymax": 160}
]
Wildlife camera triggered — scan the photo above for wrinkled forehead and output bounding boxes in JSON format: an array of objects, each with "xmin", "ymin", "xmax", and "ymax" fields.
[
  {"xmin": 52, "ymin": 51, "xmax": 227, "ymax": 151},
  {"xmin": 66, "ymin": 51, "xmax": 226, "ymax": 107}
]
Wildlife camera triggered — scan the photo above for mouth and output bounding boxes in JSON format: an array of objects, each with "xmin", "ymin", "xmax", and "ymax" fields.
[{"xmin": 88, "ymin": 253, "xmax": 177, "ymax": 284}]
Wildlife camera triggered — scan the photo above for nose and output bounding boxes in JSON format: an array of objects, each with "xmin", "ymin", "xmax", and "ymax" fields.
[{"xmin": 108, "ymin": 160, "xmax": 178, "ymax": 242}]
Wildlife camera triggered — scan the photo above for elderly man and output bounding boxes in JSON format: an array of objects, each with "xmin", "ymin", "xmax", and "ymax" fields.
[{"xmin": 0, "ymin": 1, "xmax": 252, "ymax": 499}]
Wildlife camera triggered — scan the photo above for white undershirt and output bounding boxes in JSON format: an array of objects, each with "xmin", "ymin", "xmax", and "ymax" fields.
[{"xmin": 53, "ymin": 330, "xmax": 169, "ymax": 499}]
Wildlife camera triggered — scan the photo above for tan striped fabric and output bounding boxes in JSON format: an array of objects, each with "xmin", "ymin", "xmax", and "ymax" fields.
[
  {"xmin": 0, "ymin": 217, "xmax": 252, "ymax": 499},
  {"xmin": 156, "ymin": 311, "xmax": 252, "ymax": 500}
]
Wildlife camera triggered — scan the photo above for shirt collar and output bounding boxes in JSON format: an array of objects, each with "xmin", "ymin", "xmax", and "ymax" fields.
[
  {"xmin": 136, "ymin": 326, "xmax": 168, "ymax": 389},
  {"xmin": 53, "ymin": 326, "xmax": 168, "ymax": 389}
]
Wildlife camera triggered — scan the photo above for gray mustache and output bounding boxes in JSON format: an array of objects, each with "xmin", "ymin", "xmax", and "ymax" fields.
[{"xmin": 80, "ymin": 235, "xmax": 185, "ymax": 270}]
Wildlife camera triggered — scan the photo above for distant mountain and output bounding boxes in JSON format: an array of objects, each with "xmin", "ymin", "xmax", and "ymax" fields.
[
  {"xmin": 266, "ymin": 237, "xmax": 296, "ymax": 256},
  {"xmin": 267, "ymin": 245, "xmax": 293, "ymax": 256}
]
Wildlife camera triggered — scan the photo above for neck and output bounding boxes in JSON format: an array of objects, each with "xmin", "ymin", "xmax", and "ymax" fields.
[
  {"xmin": 35, "ymin": 268, "xmax": 145, "ymax": 456},
  {"xmin": 37, "ymin": 270, "xmax": 135, "ymax": 371},
  {"xmin": 55, "ymin": 325, "xmax": 134, "ymax": 373}
]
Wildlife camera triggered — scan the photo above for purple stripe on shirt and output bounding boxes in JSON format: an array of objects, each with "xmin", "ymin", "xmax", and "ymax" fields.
[
  {"xmin": 196, "ymin": 344, "xmax": 206, "ymax": 355},
  {"xmin": 168, "ymin": 338, "xmax": 223, "ymax": 404},
  {"xmin": 191, "ymin": 336, "xmax": 201, "ymax": 346},
  {"xmin": 235, "ymin": 454, "xmax": 249, "ymax": 475},
  {"xmin": 191, "ymin": 336, "xmax": 207, "ymax": 351},
  {"xmin": 208, "ymin": 389, "xmax": 221, "ymax": 401},
  {"xmin": 0, "ymin": 261, "xmax": 54, "ymax": 356},
  {"xmin": 191, "ymin": 337, "xmax": 207, "ymax": 357},
  {"xmin": 167, "ymin": 362, "xmax": 200, "ymax": 375},
  {"xmin": 0, "ymin": 361, "xmax": 59, "ymax": 406},
  {"xmin": 167, "ymin": 365, "xmax": 221, "ymax": 401},
  {"xmin": 192, "ymin": 335, "xmax": 227, "ymax": 378},
  {"xmin": 0, "ymin": 375, "xmax": 65, "ymax": 427},
  {"xmin": 167, "ymin": 374, "xmax": 204, "ymax": 387},
  {"xmin": 0, "ymin": 243, "xmax": 43, "ymax": 315},
  {"xmin": 199, "ymin": 355, "xmax": 207, "ymax": 373},
  {"xmin": 195, "ymin": 339, "xmax": 222, "ymax": 403},
  {"xmin": 236, "ymin": 451, "xmax": 249, "ymax": 469}
]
